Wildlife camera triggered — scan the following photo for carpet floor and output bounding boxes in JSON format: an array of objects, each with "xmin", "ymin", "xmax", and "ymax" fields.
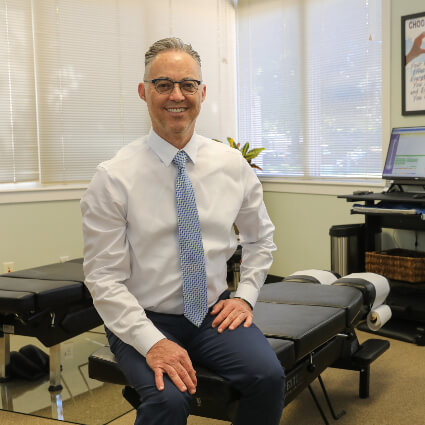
[{"xmin": 0, "ymin": 330, "xmax": 423, "ymax": 425}]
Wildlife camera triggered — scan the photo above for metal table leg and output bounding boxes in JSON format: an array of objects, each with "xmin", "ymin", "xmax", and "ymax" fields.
[
  {"xmin": 0, "ymin": 333, "xmax": 10, "ymax": 382},
  {"xmin": 48, "ymin": 344, "xmax": 63, "ymax": 391}
]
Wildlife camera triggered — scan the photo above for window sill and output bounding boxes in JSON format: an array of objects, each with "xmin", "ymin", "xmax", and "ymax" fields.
[
  {"xmin": 0, "ymin": 178, "xmax": 385, "ymax": 204},
  {"xmin": 0, "ymin": 178, "xmax": 386, "ymax": 204},
  {"xmin": 260, "ymin": 178, "xmax": 385, "ymax": 196},
  {"xmin": 0, "ymin": 184, "xmax": 87, "ymax": 204}
]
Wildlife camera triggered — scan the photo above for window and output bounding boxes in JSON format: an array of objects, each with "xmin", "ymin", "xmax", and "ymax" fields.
[
  {"xmin": 0, "ymin": 0, "xmax": 236, "ymax": 191},
  {"xmin": 237, "ymin": 0, "xmax": 384, "ymax": 181},
  {"xmin": 1, "ymin": 0, "xmax": 150, "ymax": 186}
]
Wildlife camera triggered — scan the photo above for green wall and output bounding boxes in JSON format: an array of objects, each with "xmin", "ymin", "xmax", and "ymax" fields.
[
  {"xmin": 0, "ymin": 200, "xmax": 83, "ymax": 271},
  {"xmin": 1, "ymin": 0, "xmax": 425, "ymax": 274},
  {"xmin": 264, "ymin": 192, "xmax": 363, "ymax": 277}
]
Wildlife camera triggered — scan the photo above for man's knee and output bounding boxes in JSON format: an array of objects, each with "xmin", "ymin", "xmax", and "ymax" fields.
[
  {"xmin": 270, "ymin": 364, "xmax": 286, "ymax": 399},
  {"xmin": 251, "ymin": 359, "xmax": 286, "ymax": 397},
  {"xmin": 161, "ymin": 386, "xmax": 193, "ymax": 412},
  {"xmin": 138, "ymin": 383, "xmax": 193, "ymax": 420}
]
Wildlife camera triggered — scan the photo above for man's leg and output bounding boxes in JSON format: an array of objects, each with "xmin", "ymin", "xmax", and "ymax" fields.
[
  {"xmin": 188, "ymin": 314, "xmax": 286, "ymax": 425},
  {"xmin": 105, "ymin": 327, "xmax": 192, "ymax": 425}
]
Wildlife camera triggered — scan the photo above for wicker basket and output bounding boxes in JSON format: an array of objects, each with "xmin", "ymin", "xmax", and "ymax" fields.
[{"xmin": 365, "ymin": 248, "xmax": 425, "ymax": 283}]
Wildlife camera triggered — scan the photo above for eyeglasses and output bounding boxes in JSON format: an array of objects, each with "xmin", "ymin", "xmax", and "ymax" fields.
[{"xmin": 144, "ymin": 78, "xmax": 202, "ymax": 95}]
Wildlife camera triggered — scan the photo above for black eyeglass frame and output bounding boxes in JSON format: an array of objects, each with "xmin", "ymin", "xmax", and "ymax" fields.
[{"xmin": 144, "ymin": 78, "xmax": 202, "ymax": 95}]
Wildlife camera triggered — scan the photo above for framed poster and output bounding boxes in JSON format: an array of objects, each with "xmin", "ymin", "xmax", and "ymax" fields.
[{"xmin": 402, "ymin": 12, "xmax": 425, "ymax": 115}]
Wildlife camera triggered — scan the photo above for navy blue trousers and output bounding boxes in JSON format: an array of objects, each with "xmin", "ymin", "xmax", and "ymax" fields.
[{"xmin": 106, "ymin": 293, "xmax": 285, "ymax": 425}]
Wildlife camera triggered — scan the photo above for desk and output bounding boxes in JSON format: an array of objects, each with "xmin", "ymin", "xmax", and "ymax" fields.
[
  {"xmin": 338, "ymin": 193, "xmax": 425, "ymax": 345},
  {"xmin": 339, "ymin": 193, "xmax": 425, "ymax": 250}
]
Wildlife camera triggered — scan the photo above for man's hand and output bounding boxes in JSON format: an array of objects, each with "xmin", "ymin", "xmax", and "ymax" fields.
[
  {"xmin": 210, "ymin": 297, "xmax": 253, "ymax": 333},
  {"xmin": 146, "ymin": 339, "xmax": 197, "ymax": 394}
]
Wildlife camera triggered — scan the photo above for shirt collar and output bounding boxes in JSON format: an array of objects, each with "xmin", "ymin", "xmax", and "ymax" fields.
[{"xmin": 146, "ymin": 129, "xmax": 199, "ymax": 167}]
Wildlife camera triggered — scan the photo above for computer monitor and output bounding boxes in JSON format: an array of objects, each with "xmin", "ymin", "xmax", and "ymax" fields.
[{"xmin": 383, "ymin": 126, "xmax": 425, "ymax": 183}]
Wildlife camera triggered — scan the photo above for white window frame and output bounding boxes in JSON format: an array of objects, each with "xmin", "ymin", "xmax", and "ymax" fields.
[{"xmin": 257, "ymin": 1, "xmax": 391, "ymax": 196}]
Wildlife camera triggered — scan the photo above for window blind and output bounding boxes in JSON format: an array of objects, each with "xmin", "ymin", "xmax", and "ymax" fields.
[
  {"xmin": 1, "ymin": 0, "xmax": 236, "ymax": 186},
  {"xmin": 0, "ymin": 0, "xmax": 39, "ymax": 183},
  {"xmin": 34, "ymin": 0, "xmax": 150, "ymax": 183},
  {"xmin": 237, "ymin": 0, "xmax": 383, "ymax": 180}
]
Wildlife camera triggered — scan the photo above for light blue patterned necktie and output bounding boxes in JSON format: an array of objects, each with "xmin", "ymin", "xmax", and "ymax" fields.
[{"xmin": 172, "ymin": 150, "xmax": 208, "ymax": 327}]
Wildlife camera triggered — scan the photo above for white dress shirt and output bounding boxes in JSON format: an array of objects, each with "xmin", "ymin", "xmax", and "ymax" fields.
[{"xmin": 81, "ymin": 130, "xmax": 276, "ymax": 356}]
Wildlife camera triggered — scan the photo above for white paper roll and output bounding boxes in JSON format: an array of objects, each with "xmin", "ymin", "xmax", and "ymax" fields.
[
  {"xmin": 343, "ymin": 272, "xmax": 390, "ymax": 308},
  {"xmin": 367, "ymin": 304, "xmax": 392, "ymax": 331},
  {"xmin": 291, "ymin": 269, "xmax": 338, "ymax": 285}
]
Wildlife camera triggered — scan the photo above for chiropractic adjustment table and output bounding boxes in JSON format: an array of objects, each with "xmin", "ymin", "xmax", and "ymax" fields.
[
  {"xmin": 88, "ymin": 270, "xmax": 391, "ymax": 424},
  {"xmin": 0, "ymin": 259, "xmax": 102, "ymax": 391}
]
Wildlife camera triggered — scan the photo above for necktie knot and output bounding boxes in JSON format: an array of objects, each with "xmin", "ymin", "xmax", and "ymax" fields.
[{"xmin": 172, "ymin": 150, "xmax": 187, "ymax": 169}]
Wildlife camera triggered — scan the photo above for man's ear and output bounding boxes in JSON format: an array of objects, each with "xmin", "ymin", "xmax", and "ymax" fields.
[
  {"xmin": 201, "ymin": 84, "xmax": 206, "ymax": 103},
  {"xmin": 138, "ymin": 82, "xmax": 146, "ymax": 101}
]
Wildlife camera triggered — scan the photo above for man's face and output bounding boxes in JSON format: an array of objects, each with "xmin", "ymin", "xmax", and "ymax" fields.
[{"xmin": 138, "ymin": 50, "xmax": 206, "ymax": 146}]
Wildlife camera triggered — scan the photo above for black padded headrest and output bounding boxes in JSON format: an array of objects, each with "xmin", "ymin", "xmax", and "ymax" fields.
[
  {"xmin": 284, "ymin": 275, "xmax": 322, "ymax": 284},
  {"xmin": 283, "ymin": 270, "xmax": 340, "ymax": 285},
  {"xmin": 9, "ymin": 344, "xmax": 49, "ymax": 381}
]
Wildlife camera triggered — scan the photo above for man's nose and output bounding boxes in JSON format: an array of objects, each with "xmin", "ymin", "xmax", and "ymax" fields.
[{"xmin": 169, "ymin": 83, "xmax": 185, "ymax": 100}]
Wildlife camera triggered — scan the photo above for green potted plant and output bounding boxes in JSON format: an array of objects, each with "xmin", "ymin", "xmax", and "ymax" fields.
[{"xmin": 214, "ymin": 137, "xmax": 265, "ymax": 170}]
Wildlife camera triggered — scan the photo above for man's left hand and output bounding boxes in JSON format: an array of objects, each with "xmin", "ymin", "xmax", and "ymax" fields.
[{"xmin": 211, "ymin": 298, "xmax": 253, "ymax": 333}]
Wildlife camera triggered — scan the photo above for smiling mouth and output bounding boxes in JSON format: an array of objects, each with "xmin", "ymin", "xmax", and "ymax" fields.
[{"xmin": 165, "ymin": 107, "xmax": 187, "ymax": 113}]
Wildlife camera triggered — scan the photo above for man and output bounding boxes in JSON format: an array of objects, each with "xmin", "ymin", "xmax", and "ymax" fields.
[{"xmin": 81, "ymin": 37, "xmax": 285, "ymax": 425}]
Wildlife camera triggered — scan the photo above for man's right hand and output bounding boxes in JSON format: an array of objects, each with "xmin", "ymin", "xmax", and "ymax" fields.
[{"xmin": 146, "ymin": 339, "xmax": 197, "ymax": 394}]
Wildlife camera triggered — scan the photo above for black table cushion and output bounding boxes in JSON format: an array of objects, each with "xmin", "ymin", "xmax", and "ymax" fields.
[
  {"xmin": 253, "ymin": 302, "xmax": 346, "ymax": 361},
  {"xmin": 0, "ymin": 277, "xmax": 83, "ymax": 310},
  {"xmin": 3, "ymin": 262, "xmax": 85, "ymax": 284},
  {"xmin": 267, "ymin": 338, "xmax": 296, "ymax": 370},
  {"xmin": 0, "ymin": 289, "xmax": 35, "ymax": 313},
  {"xmin": 258, "ymin": 281, "xmax": 364, "ymax": 326},
  {"xmin": 89, "ymin": 345, "xmax": 131, "ymax": 385}
]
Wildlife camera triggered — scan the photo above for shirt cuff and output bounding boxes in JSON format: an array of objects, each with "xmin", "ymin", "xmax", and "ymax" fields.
[
  {"xmin": 233, "ymin": 296, "xmax": 253, "ymax": 310},
  {"xmin": 233, "ymin": 283, "xmax": 260, "ymax": 310},
  {"xmin": 133, "ymin": 325, "xmax": 168, "ymax": 357}
]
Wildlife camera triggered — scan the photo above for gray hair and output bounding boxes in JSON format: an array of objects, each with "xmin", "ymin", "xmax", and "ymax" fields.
[{"xmin": 144, "ymin": 37, "xmax": 202, "ymax": 79}]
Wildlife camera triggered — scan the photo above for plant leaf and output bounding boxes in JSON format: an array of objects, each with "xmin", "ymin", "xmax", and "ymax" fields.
[
  {"xmin": 241, "ymin": 142, "xmax": 250, "ymax": 156},
  {"xmin": 250, "ymin": 163, "xmax": 263, "ymax": 170},
  {"xmin": 244, "ymin": 147, "xmax": 265, "ymax": 160},
  {"xmin": 227, "ymin": 137, "xmax": 237, "ymax": 149}
]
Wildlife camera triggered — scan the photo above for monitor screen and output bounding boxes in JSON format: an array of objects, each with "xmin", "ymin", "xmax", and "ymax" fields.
[{"xmin": 383, "ymin": 126, "xmax": 425, "ymax": 181}]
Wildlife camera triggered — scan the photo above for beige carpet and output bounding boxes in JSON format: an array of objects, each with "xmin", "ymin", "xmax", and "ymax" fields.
[
  {"xmin": 0, "ymin": 331, "xmax": 423, "ymax": 425},
  {"xmin": 31, "ymin": 382, "xmax": 131, "ymax": 425},
  {"xmin": 281, "ymin": 330, "xmax": 425, "ymax": 425}
]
